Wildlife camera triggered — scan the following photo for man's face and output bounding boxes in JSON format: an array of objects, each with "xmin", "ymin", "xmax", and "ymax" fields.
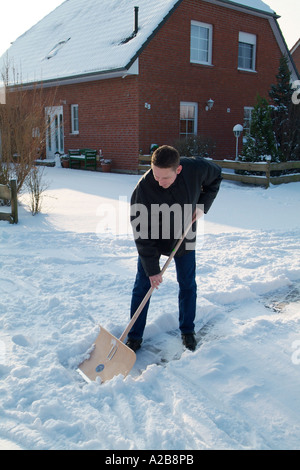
[{"xmin": 152, "ymin": 164, "xmax": 182, "ymax": 189}]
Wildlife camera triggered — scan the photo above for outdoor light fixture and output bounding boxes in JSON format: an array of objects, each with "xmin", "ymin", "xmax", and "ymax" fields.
[
  {"xmin": 233, "ymin": 124, "xmax": 243, "ymax": 160},
  {"xmin": 205, "ymin": 98, "xmax": 214, "ymax": 111}
]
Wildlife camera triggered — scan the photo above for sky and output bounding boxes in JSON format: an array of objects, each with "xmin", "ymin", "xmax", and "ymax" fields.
[{"xmin": 0, "ymin": 0, "xmax": 298, "ymax": 58}]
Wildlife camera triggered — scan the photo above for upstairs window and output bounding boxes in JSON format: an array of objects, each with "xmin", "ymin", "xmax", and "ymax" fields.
[
  {"xmin": 190, "ymin": 21, "xmax": 213, "ymax": 65},
  {"xmin": 238, "ymin": 32, "xmax": 256, "ymax": 71},
  {"xmin": 71, "ymin": 104, "xmax": 79, "ymax": 134}
]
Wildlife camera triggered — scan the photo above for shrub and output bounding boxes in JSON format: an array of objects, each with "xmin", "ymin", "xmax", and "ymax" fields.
[{"xmin": 173, "ymin": 135, "xmax": 216, "ymax": 158}]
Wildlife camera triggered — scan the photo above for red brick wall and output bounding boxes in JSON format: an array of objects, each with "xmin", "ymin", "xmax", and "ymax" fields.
[
  {"xmin": 46, "ymin": 76, "xmax": 140, "ymax": 171},
  {"xmin": 137, "ymin": 0, "xmax": 283, "ymax": 160},
  {"xmin": 292, "ymin": 44, "xmax": 300, "ymax": 75},
  {"xmin": 25, "ymin": 0, "xmax": 284, "ymax": 170}
]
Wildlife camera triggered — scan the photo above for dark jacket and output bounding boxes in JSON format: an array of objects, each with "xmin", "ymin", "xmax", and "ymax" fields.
[{"xmin": 130, "ymin": 157, "xmax": 222, "ymax": 276}]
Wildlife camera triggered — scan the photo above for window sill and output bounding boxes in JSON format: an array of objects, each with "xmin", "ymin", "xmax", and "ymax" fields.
[
  {"xmin": 191, "ymin": 62, "xmax": 214, "ymax": 68},
  {"xmin": 70, "ymin": 132, "xmax": 79, "ymax": 135},
  {"xmin": 238, "ymin": 68, "xmax": 257, "ymax": 74}
]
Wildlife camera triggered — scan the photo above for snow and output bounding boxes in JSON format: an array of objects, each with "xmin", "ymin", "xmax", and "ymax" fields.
[
  {"xmin": 0, "ymin": 0, "xmax": 181, "ymax": 84},
  {"xmin": 0, "ymin": 0, "xmax": 275, "ymax": 85},
  {"xmin": 0, "ymin": 165, "xmax": 300, "ymax": 450},
  {"xmin": 228, "ymin": 0, "xmax": 274, "ymax": 14}
]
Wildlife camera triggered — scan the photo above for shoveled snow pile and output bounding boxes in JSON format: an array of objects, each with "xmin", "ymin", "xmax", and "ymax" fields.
[{"xmin": 0, "ymin": 166, "xmax": 299, "ymax": 450}]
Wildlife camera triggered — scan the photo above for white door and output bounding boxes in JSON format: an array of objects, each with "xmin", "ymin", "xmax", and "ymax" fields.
[{"xmin": 45, "ymin": 106, "xmax": 64, "ymax": 159}]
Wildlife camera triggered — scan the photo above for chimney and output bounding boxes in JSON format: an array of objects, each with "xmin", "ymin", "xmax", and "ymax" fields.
[{"xmin": 134, "ymin": 6, "xmax": 139, "ymax": 36}]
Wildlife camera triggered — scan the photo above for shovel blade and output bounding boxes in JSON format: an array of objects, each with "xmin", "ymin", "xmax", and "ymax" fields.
[{"xmin": 78, "ymin": 326, "xmax": 136, "ymax": 383}]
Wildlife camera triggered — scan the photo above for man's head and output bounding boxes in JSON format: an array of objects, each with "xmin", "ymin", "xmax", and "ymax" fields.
[{"xmin": 151, "ymin": 145, "xmax": 182, "ymax": 189}]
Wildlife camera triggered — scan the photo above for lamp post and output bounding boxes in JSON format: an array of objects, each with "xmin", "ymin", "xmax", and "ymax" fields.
[{"xmin": 233, "ymin": 124, "xmax": 243, "ymax": 160}]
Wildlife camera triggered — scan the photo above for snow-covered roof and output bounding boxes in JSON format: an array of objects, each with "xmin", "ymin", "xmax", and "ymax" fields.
[
  {"xmin": 0, "ymin": 0, "xmax": 276, "ymax": 86},
  {"xmin": 290, "ymin": 39, "xmax": 300, "ymax": 55},
  {"xmin": 218, "ymin": 0, "xmax": 274, "ymax": 15}
]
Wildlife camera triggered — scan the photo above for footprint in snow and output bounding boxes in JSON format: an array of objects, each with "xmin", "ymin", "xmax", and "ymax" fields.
[{"xmin": 12, "ymin": 335, "xmax": 31, "ymax": 348}]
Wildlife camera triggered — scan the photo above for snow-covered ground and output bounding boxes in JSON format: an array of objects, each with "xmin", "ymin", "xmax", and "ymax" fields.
[{"xmin": 0, "ymin": 166, "xmax": 300, "ymax": 450}]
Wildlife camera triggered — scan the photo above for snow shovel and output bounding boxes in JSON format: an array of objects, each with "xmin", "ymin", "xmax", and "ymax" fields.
[{"xmin": 78, "ymin": 218, "xmax": 195, "ymax": 384}]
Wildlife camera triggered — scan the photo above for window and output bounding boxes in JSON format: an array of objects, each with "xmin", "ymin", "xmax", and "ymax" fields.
[
  {"xmin": 71, "ymin": 104, "xmax": 79, "ymax": 134},
  {"xmin": 238, "ymin": 32, "xmax": 256, "ymax": 71},
  {"xmin": 190, "ymin": 21, "xmax": 213, "ymax": 65},
  {"xmin": 32, "ymin": 127, "xmax": 40, "ymax": 138},
  {"xmin": 243, "ymin": 106, "xmax": 254, "ymax": 142},
  {"xmin": 243, "ymin": 107, "xmax": 253, "ymax": 134},
  {"xmin": 180, "ymin": 102, "xmax": 198, "ymax": 139}
]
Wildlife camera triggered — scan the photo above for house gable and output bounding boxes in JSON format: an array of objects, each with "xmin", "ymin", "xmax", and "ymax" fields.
[{"xmin": 291, "ymin": 39, "xmax": 300, "ymax": 75}]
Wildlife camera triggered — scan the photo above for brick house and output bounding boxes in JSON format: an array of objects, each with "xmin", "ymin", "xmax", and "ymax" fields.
[
  {"xmin": 0, "ymin": 0, "xmax": 298, "ymax": 172},
  {"xmin": 291, "ymin": 39, "xmax": 300, "ymax": 75}
]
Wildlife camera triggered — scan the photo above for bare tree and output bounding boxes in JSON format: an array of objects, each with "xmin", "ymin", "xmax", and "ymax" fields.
[
  {"xmin": 25, "ymin": 165, "xmax": 49, "ymax": 215},
  {"xmin": 0, "ymin": 62, "xmax": 56, "ymax": 212}
]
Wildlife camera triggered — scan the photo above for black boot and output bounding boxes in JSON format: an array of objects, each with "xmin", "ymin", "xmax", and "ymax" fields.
[
  {"xmin": 126, "ymin": 338, "xmax": 142, "ymax": 352},
  {"xmin": 181, "ymin": 333, "xmax": 197, "ymax": 351}
]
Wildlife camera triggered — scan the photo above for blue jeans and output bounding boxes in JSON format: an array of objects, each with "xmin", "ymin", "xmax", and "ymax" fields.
[{"xmin": 128, "ymin": 251, "xmax": 197, "ymax": 340}]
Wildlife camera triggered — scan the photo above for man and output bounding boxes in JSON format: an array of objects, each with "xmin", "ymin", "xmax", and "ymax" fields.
[{"xmin": 127, "ymin": 145, "xmax": 222, "ymax": 352}]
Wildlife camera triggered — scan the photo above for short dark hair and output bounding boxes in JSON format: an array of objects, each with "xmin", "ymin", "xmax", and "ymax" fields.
[{"xmin": 151, "ymin": 145, "xmax": 180, "ymax": 170}]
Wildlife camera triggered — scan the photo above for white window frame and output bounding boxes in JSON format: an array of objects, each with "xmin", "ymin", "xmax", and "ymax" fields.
[
  {"xmin": 71, "ymin": 104, "xmax": 79, "ymax": 134},
  {"xmin": 180, "ymin": 102, "xmax": 198, "ymax": 139},
  {"xmin": 190, "ymin": 21, "xmax": 213, "ymax": 66},
  {"xmin": 243, "ymin": 106, "xmax": 254, "ymax": 142},
  {"xmin": 238, "ymin": 32, "xmax": 256, "ymax": 72}
]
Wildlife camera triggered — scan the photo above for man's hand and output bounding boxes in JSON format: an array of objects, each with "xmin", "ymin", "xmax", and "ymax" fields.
[{"xmin": 149, "ymin": 273, "xmax": 163, "ymax": 289}]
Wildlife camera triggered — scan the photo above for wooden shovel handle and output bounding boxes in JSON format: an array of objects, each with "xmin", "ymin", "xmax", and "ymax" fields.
[{"xmin": 119, "ymin": 219, "xmax": 194, "ymax": 343}]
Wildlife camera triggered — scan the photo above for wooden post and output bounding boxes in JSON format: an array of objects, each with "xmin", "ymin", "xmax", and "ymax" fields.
[
  {"xmin": 10, "ymin": 179, "xmax": 18, "ymax": 224},
  {"xmin": 0, "ymin": 179, "xmax": 18, "ymax": 224},
  {"xmin": 265, "ymin": 161, "xmax": 271, "ymax": 188}
]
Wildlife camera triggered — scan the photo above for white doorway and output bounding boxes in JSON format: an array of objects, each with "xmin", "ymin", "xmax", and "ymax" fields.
[{"xmin": 45, "ymin": 106, "xmax": 64, "ymax": 159}]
